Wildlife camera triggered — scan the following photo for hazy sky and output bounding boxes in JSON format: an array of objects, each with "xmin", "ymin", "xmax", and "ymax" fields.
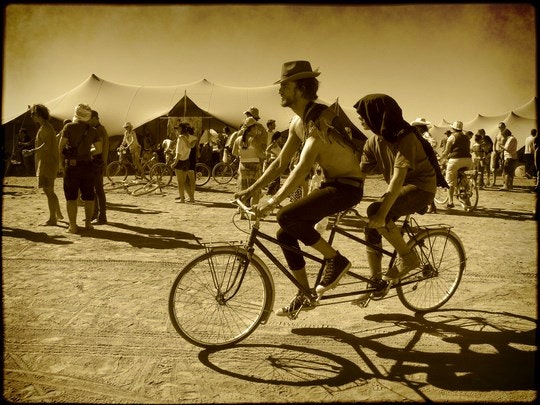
[{"xmin": 2, "ymin": 3, "xmax": 536, "ymax": 125}]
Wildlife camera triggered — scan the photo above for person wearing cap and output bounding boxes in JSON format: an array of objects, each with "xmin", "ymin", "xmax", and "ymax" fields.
[
  {"xmin": 231, "ymin": 117, "xmax": 266, "ymax": 211},
  {"xmin": 411, "ymin": 117, "xmax": 437, "ymax": 148},
  {"xmin": 58, "ymin": 103, "xmax": 102, "ymax": 233},
  {"xmin": 121, "ymin": 121, "xmax": 143, "ymax": 177},
  {"xmin": 354, "ymin": 94, "xmax": 437, "ymax": 290},
  {"xmin": 439, "ymin": 120, "xmax": 473, "ymax": 208},
  {"xmin": 22, "ymin": 104, "xmax": 63, "ymax": 225},
  {"xmin": 235, "ymin": 60, "xmax": 364, "ymax": 316},
  {"xmin": 411, "ymin": 117, "xmax": 438, "ymax": 213},
  {"xmin": 490, "ymin": 122, "xmax": 511, "ymax": 187},
  {"xmin": 243, "ymin": 106, "xmax": 268, "ymax": 151}
]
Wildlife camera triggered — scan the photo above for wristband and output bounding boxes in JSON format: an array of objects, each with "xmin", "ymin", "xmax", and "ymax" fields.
[{"xmin": 267, "ymin": 197, "xmax": 277, "ymax": 206}]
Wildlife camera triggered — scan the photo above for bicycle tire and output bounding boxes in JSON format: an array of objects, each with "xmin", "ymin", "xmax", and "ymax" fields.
[
  {"xmin": 106, "ymin": 161, "xmax": 128, "ymax": 182},
  {"xmin": 103, "ymin": 180, "xmax": 127, "ymax": 192},
  {"xmin": 457, "ymin": 174, "xmax": 478, "ymax": 212},
  {"xmin": 396, "ymin": 228, "xmax": 465, "ymax": 312},
  {"xmin": 149, "ymin": 163, "xmax": 173, "ymax": 187},
  {"xmin": 130, "ymin": 181, "xmax": 160, "ymax": 196},
  {"xmin": 195, "ymin": 163, "xmax": 211, "ymax": 186},
  {"xmin": 433, "ymin": 187, "xmax": 449, "ymax": 205},
  {"xmin": 212, "ymin": 162, "xmax": 235, "ymax": 184},
  {"xmin": 169, "ymin": 246, "xmax": 274, "ymax": 348}
]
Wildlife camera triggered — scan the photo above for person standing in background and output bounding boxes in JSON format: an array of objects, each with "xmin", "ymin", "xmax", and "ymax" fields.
[
  {"xmin": 90, "ymin": 110, "xmax": 109, "ymax": 224},
  {"xmin": 58, "ymin": 104, "xmax": 102, "ymax": 233},
  {"xmin": 22, "ymin": 104, "xmax": 63, "ymax": 225},
  {"xmin": 500, "ymin": 129, "xmax": 518, "ymax": 191},
  {"xmin": 523, "ymin": 128, "xmax": 536, "ymax": 179}
]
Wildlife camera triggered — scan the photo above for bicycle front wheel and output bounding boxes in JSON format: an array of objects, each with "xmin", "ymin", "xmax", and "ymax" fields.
[
  {"xmin": 130, "ymin": 181, "xmax": 160, "ymax": 196},
  {"xmin": 106, "ymin": 161, "xmax": 127, "ymax": 182},
  {"xmin": 212, "ymin": 162, "xmax": 235, "ymax": 184},
  {"xmin": 195, "ymin": 163, "xmax": 211, "ymax": 186},
  {"xmin": 169, "ymin": 246, "xmax": 274, "ymax": 348},
  {"xmin": 150, "ymin": 163, "xmax": 173, "ymax": 187},
  {"xmin": 397, "ymin": 228, "xmax": 465, "ymax": 312}
]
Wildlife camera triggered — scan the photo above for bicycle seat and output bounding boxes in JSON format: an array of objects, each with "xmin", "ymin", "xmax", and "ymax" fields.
[{"xmin": 457, "ymin": 167, "xmax": 468, "ymax": 173}]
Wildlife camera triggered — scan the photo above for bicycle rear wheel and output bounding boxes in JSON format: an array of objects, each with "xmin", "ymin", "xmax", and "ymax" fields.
[
  {"xmin": 169, "ymin": 246, "xmax": 274, "ymax": 348},
  {"xmin": 212, "ymin": 162, "xmax": 235, "ymax": 184},
  {"xmin": 195, "ymin": 163, "xmax": 211, "ymax": 186},
  {"xmin": 149, "ymin": 163, "xmax": 173, "ymax": 187},
  {"xmin": 106, "ymin": 161, "xmax": 128, "ymax": 182},
  {"xmin": 396, "ymin": 228, "xmax": 465, "ymax": 312}
]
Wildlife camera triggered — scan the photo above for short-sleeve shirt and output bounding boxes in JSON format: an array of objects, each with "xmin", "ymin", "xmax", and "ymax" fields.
[
  {"xmin": 361, "ymin": 131, "xmax": 436, "ymax": 194},
  {"xmin": 61, "ymin": 121, "xmax": 100, "ymax": 162}
]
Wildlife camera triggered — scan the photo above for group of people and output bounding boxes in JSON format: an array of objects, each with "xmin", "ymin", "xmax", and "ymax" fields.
[{"xmin": 23, "ymin": 103, "xmax": 109, "ymax": 233}]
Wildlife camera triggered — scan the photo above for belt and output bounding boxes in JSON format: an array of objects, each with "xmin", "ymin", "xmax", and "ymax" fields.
[{"xmin": 322, "ymin": 177, "xmax": 364, "ymax": 189}]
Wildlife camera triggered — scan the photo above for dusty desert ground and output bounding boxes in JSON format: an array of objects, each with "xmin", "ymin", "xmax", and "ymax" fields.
[{"xmin": 2, "ymin": 173, "xmax": 538, "ymax": 403}]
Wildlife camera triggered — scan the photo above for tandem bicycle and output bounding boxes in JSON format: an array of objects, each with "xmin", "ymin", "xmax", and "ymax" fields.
[{"xmin": 169, "ymin": 199, "xmax": 466, "ymax": 348}]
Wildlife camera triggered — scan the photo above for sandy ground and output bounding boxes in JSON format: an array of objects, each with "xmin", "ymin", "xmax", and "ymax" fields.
[{"xmin": 2, "ymin": 174, "xmax": 538, "ymax": 403}]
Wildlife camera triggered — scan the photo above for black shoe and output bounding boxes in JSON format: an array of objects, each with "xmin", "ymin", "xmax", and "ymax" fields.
[
  {"xmin": 315, "ymin": 251, "xmax": 351, "ymax": 296},
  {"xmin": 370, "ymin": 275, "xmax": 390, "ymax": 299},
  {"xmin": 92, "ymin": 218, "xmax": 107, "ymax": 225},
  {"xmin": 275, "ymin": 292, "xmax": 316, "ymax": 317}
]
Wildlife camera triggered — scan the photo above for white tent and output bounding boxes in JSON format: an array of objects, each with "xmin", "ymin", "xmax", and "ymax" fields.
[
  {"xmin": 429, "ymin": 97, "xmax": 537, "ymax": 151},
  {"xmin": 2, "ymin": 74, "xmax": 362, "ymax": 137}
]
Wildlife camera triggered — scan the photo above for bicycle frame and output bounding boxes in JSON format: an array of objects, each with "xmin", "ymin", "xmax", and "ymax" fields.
[{"xmin": 232, "ymin": 201, "xmax": 428, "ymax": 305}]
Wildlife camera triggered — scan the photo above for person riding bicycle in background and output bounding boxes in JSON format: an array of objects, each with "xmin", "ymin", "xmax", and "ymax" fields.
[
  {"xmin": 354, "ymin": 94, "xmax": 437, "ymax": 289},
  {"xmin": 121, "ymin": 122, "xmax": 144, "ymax": 177},
  {"xmin": 235, "ymin": 60, "xmax": 364, "ymax": 316},
  {"xmin": 439, "ymin": 120, "xmax": 473, "ymax": 208}
]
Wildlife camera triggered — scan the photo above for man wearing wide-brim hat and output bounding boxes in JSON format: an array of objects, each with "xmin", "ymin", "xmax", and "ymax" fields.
[
  {"xmin": 235, "ymin": 60, "xmax": 365, "ymax": 317},
  {"xmin": 58, "ymin": 103, "xmax": 102, "ymax": 233}
]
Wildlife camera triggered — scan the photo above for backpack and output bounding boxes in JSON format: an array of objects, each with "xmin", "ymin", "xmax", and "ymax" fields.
[
  {"xmin": 303, "ymin": 102, "xmax": 366, "ymax": 158},
  {"xmin": 412, "ymin": 127, "xmax": 449, "ymax": 189}
]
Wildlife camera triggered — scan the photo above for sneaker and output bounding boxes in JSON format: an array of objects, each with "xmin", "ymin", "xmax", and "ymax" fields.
[
  {"xmin": 315, "ymin": 252, "xmax": 351, "ymax": 296},
  {"xmin": 384, "ymin": 250, "xmax": 420, "ymax": 281},
  {"xmin": 370, "ymin": 274, "xmax": 390, "ymax": 299},
  {"xmin": 446, "ymin": 203, "xmax": 455, "ymax": 209},
  {"xmin": 275, "ymin": 292, "xmax": 316, "ymax": 317}
]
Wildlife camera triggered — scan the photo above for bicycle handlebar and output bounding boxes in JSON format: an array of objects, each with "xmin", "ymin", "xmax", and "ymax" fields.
[{"xmin": 231, "ymin": 198, "xmax": 256, "ymax": 218}]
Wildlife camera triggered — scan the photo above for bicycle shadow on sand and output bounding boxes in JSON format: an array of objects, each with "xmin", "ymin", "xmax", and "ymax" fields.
[
  {"xmin": 198, "ymin": 309, "xmax": 536, "ymax": 399},
  {"xmin": 441, "ymin": 206, "xmax": 535, "ymax": 221}
]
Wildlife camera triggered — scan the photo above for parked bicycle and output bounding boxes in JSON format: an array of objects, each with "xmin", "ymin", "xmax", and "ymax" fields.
[
  {"xmin": 169, "ymin": 199, "xmax": 466, "ymax": 348},
  {"xmin": 106, "ymin": 145, "xmax": 152, "ymax": 182},
  {"xmin": 434, "ymin": 166, "xmax": 478, "ymax": 212},
  {"xmin": 211, "ymin": 153, "xmax": 239, "ymax": 184}
]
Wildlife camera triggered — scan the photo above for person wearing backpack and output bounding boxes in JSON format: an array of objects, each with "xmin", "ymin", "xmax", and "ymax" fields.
[
  {"xmin": 235, "ymin": 60, "xmax": 364, "ymax": 316},
  {"xmin": 354, "ymin": 94, "xmax": 438, "ymax": 290}
]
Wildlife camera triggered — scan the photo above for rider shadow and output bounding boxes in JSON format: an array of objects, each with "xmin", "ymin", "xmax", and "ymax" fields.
[
  {"xmin": 2, "ymin": 226, "xmax": 73, "ymax": 245},
  {"xmin": 105, "ymin": 202, "xmax": 167, "ymax": 215},
  {"xmin": 293, "ymin": 309, "xmax": 536, "ymax": 392},
  {"xmin": 197, "ymin": 309, "xmax": 535, "ymax": 396},
  {"xmin": 81, "ymin": 222, "xmax": 203, "ymax": 250}
]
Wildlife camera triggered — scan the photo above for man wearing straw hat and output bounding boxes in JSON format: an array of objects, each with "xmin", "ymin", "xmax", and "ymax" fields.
[{"xmin": 235, "ymin": 60, "xmax": 364, "ymax": 316}]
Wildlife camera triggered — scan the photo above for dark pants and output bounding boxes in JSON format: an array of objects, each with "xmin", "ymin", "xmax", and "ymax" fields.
[
  {"xmin": 276, "ymin": 181, "xmax": 363, "ymax": 270},
  {"xmin": 93, "ymin": 163, "xmax": 107, "ymax": 220},
  {"xmin": 365, "ymin": 185, "xmax": 435, "ymax": 245},
  {"xmin": 63, "ymin": 162, "xmax": 95, "ymax": 201}
]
